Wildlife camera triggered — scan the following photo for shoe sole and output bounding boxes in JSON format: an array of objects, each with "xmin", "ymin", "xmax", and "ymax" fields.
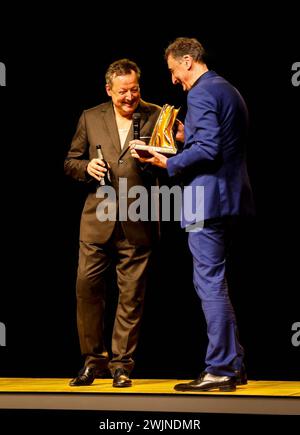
[
  {"xmin": 113, "ymin": 383, "xmax": 132, "ymax": 388},
  {"xmin": 174, "ymin": 384, "xmax": 236, "ymax": 392},
  {"xmin": 219, "ymin": 385, "xmax": 236, "ymax": 391},
  {"xmin": 69, "ymin": 381, "xmax": 94, "ymax": 387}
]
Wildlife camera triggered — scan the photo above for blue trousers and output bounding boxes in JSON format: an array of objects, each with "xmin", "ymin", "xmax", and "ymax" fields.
[{"xmin": 188, "ymin": 218, "xmax": 244, "ymax": 377}]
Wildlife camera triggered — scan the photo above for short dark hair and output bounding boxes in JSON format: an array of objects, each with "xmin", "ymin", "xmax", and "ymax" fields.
[
  {"xmin": 165, "ymin": 37, "xmax": 206, "ymax": 63},
  {"xmin": 105, "ymin": 58, "xmax": 141, "ymax": 86}
]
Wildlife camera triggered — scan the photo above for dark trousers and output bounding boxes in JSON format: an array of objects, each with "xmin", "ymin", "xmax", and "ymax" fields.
[
  {"xmin": 76, "ymin": 223, "xmax": 152, "ymax": 374},
  {"xmin": 188, "ymin": 217, "xmax": 244, "ymax": 377}
]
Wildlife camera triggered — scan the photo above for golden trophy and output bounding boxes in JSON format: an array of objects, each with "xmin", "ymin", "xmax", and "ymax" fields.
[{"xmin": 133, "ymin": 104, "xmax": 180, "ymax": 158}]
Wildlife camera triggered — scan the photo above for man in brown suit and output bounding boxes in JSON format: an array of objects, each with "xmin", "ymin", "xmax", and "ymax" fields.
[{"xmin": 65, "ymin": 59, "xmax": 161, "ymax": 387}]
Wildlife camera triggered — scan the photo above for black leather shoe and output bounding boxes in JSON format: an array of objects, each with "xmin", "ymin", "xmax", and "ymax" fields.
[
  {"xmin": 112, "ymin": 368, "xmax": 132, "ymax": 388},
  {"xmin": 174, "ymin": 372, "xmax": 236, "ymax": 392},
  {"xmin": 69, "ymin": 366, "xmax": 96, "ymax": 386},
  {"xmin": 235, "ymin": 365, "xmax": 248, "ymax": 385}
]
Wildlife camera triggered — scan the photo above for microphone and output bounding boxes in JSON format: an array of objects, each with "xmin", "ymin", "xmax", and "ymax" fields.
[
  {"xmin": 96, "ymin": 144, "xmax": 110, "ymax": 186},
  {"xmin": 133, "ymin": 113, "xmax": 141, "ymax": 140}
]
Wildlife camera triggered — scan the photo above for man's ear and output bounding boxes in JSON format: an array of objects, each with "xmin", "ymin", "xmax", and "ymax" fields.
[
  {"xmin": 105, "ymin": 84, "xmax": 112, "ymax": 97},
  {"xmin": 183, "ymin": 55, "xmax": 192, "ymax": 70}
]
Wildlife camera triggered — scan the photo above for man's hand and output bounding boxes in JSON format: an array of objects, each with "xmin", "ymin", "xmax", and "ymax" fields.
[
  {"xmin": 129, "ymin": 140, "xmax": 150, "ymax": 163},
  {"xmin": 144, "ymin": 149, "xmax": 168, "ymax": 168},
  {"xmin": 87, "ymin": 158, "xmax": 108, "ymax": 181},
  {"xmin": 129, "ymin": 141, "xmax": 168, "ymax": 169},
  {"xmin": 175, "ymin": 119, "xmax": 184, "ymax": 143}
]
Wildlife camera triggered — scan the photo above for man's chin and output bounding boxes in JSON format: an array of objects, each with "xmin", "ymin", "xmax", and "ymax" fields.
[{"xmin": 122, "ymin": 107, "xmax": 136, "ymax": 116}]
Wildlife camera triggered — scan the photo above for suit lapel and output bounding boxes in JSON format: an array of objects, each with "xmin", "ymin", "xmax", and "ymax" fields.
[
  {"xmin": 103, "ymin": 103, "xmax": 122, "ymax": 154},
  {"xmin": 119, "ymin": 123, "xmax": 135, "ymax": 159}
]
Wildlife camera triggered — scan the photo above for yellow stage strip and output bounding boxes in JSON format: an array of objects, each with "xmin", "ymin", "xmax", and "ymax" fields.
[{"xmin": 0, "ymin": 378, "xmax": 300, "ymax": 396}]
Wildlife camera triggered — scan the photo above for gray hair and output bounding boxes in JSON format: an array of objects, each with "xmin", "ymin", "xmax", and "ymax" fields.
[
  {"xmin": 165, "ymin": 37, "xmax": 206, "ymax": 63},
  {"xmin": 105, "ymin": 58, "xmax": 141, "ymax": 86}
]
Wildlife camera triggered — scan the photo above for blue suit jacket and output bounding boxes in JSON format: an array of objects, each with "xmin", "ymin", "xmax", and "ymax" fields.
[{"xmin": 167, "ymin": 70, "xmax": 255, "ymax": 227}]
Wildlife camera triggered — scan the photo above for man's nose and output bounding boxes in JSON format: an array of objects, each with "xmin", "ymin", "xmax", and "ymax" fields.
[
  {"xmin": 126, "ymin": 90, "xmax": 136, "ymax": 96},
  {"xmin": 124, "ymin": 91, "xmax": 134, "ymax": 100}
]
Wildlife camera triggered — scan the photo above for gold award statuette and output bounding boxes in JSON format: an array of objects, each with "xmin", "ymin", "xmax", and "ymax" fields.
[{"xmin": 134, "ymin": 104, "xmax": 180, "ymax": 158}]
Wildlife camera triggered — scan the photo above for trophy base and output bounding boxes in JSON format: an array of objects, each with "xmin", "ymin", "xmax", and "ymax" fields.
[{"xmin": 133, "ymin": 144, "xmax": 177, "ymax": 158}]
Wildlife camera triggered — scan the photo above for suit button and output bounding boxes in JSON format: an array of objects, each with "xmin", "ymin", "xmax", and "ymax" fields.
[{"xmin": 119, "ymin": 159, "xmax": 124, "ymax": 164}]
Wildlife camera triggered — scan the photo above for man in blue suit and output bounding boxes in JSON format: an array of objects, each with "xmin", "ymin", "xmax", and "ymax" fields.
[{"xmin": 131, "ymin": 37, "xmax": 255, "ymax": 391}]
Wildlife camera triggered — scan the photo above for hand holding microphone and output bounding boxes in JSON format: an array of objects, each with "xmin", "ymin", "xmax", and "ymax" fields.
[
  {"xmin": 133, "ymin": 113, "xmax": 151, "ymax": 143},
  {"xmin": 131, "ymin": 113, "xmax": 154, "ymax": 161}
]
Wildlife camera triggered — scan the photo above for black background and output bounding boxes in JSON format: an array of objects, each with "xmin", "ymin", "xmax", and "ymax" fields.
[{"xmin": 0, "ymin": 5, "xmax": 299, "ymax": 385}]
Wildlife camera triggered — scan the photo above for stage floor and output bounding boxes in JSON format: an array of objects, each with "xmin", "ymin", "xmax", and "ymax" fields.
[{"xmin": 0, "ymin": 378, "xmax": 299, "ymax": 415}]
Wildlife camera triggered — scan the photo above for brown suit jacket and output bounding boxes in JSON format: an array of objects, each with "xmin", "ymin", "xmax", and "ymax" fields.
[{"xmin": 64, "ymin": 100, "xmax": 161, "ymax": 245}]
